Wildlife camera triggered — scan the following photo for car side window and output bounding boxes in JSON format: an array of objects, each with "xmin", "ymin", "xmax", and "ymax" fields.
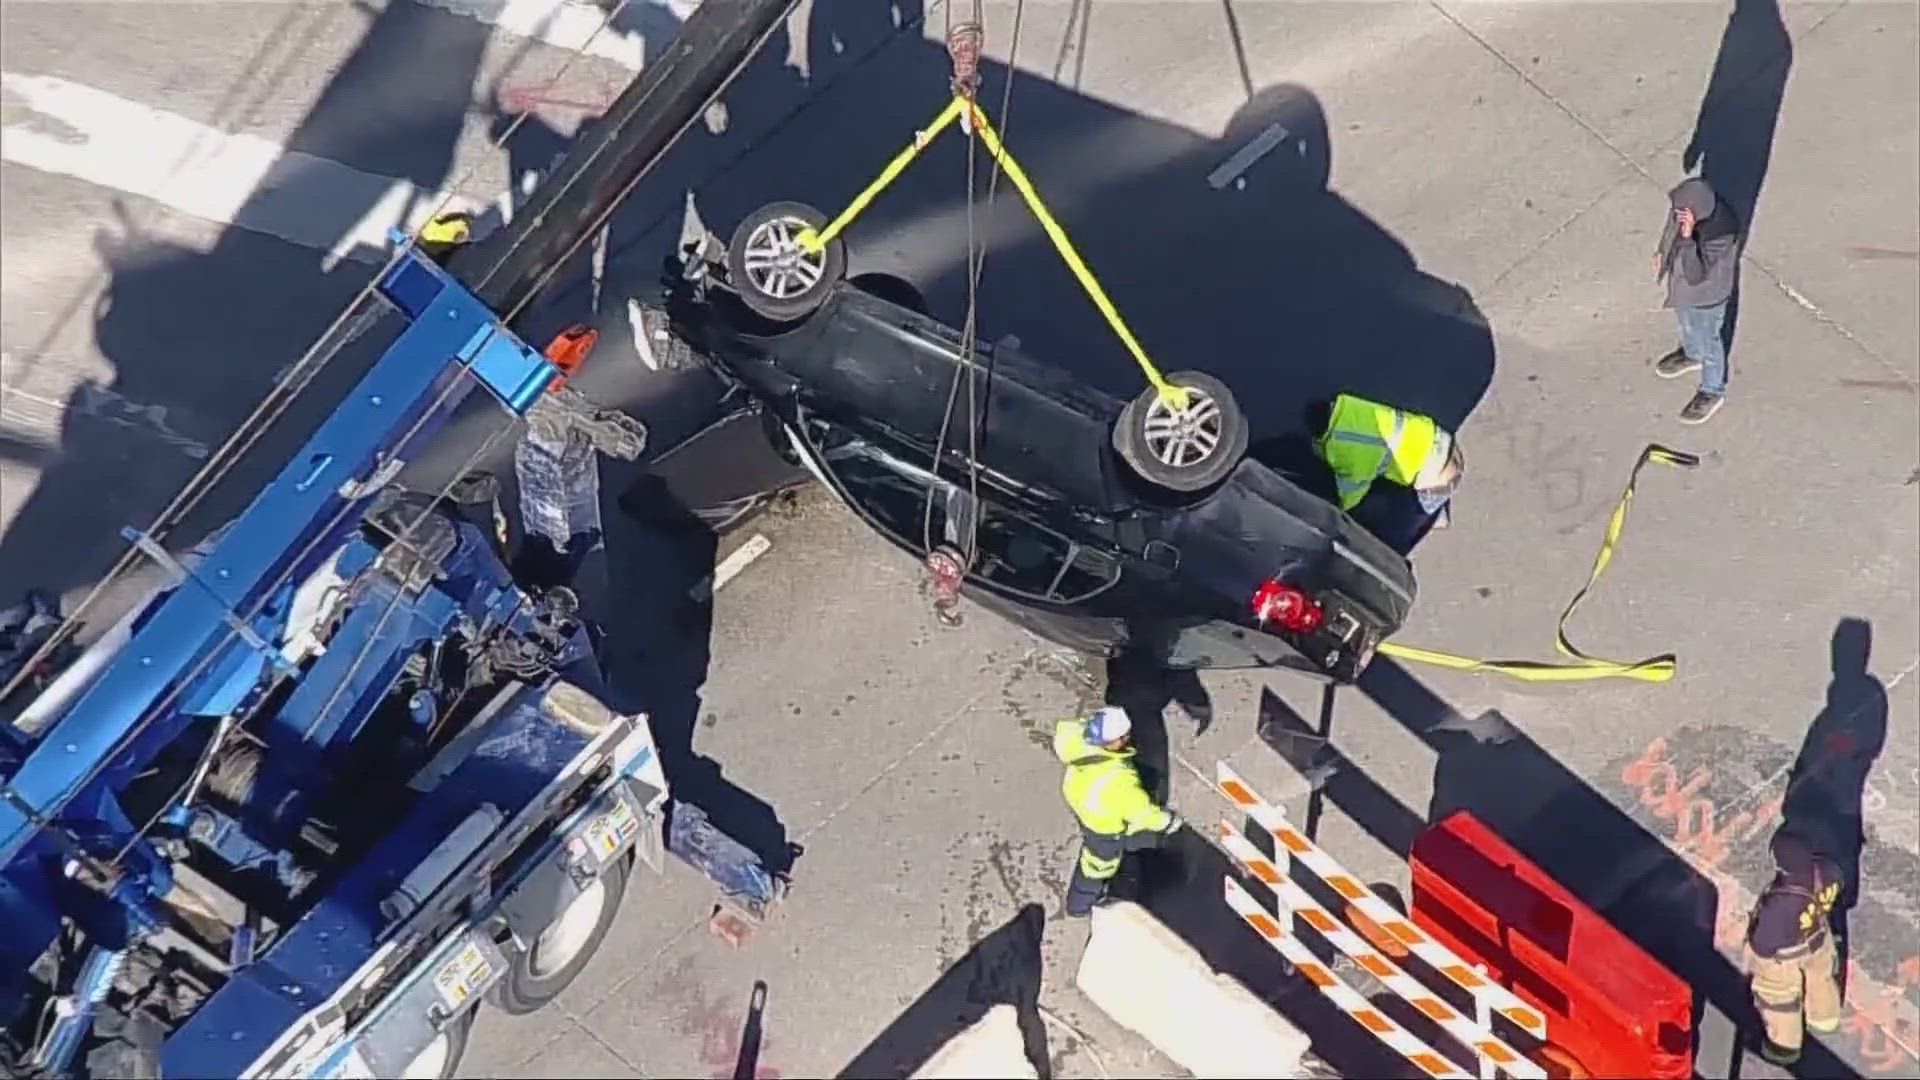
[
  {"xmin": 824, "ymin": 441, "xmax": 1118, "ymax": 603},
  {"xmin": 970, "ymin": 504, "xmax": 1118, "ymax": 603},
  {"xmin": 824, "ymin": 448, "xmax": 942, "ymax": 548}
]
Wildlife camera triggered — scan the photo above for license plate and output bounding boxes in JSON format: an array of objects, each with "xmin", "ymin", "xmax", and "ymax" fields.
[
  {"xmin": 431, "ymin": 940, "xmax": 493, "ymax": 1013},
  {"xmin": 584, "ymin": 799, "xmax": 639, "ymax": 861}
]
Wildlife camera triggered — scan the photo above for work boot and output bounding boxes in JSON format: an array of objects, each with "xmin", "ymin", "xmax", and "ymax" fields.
[
  {"xmin": 1655, "ymin": 349, "xmax": 1702, "ymax": 379},
  {"xmin": 1680, "ymin": 391, "xmax": 1724, "ymax": 425}
]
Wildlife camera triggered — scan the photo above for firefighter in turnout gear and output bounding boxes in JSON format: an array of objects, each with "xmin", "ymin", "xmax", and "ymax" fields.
[
  {"xmin": 1745, "ymin": 829, "xmax": 1844, "ymax": 1066},
  {"xmin": 1315, "ymin": 392, "xmax": 1464, "ymax": 554},
  {"xmin": 1054, "ymin": 707, "xmax": 1183, "ymax": 917}
]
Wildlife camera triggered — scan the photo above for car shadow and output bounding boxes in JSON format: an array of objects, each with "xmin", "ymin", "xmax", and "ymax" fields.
[
  {"xmin": 1775, "ymin": 617, "xmax": 1890, "ymax": 988},
  {"xmin": 1680, "ymin": 0, "xmax": 1793, "ymax": 364},
  {"xmin": 836, "ymin": 901, "xmax": 1048, "ymax": 1079},
  {"xmin": 1103, "ymin": 646, "xmax": 1216, "ymax": 802},
  {"xmin": 586, "ymin": 463, "xmax": 798, "ymax": 877},
  {"xmin": 0, "ymin": 0, "xmax": 495, "ymax": 608}
]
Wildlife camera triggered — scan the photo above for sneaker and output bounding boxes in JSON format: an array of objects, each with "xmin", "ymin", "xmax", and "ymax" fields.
[
  {"xmin": 1655, "ymin": 350, "xmax": 1703, "ymax": 379},
  {"xmin": 1680, "ymin": 391, "xmax": 1724, "ymax": 424}
]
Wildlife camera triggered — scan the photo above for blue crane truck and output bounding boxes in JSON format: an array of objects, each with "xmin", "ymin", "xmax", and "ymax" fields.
[{"xmin": 0, "ymin": 1, "xmax": 799, "ymax": 1075}]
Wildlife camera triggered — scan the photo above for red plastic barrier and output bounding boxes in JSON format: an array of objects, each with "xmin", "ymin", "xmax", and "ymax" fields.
[{"xmin": 1409, "ymin": 811, "xmax": 1694, "ymax": 1080}]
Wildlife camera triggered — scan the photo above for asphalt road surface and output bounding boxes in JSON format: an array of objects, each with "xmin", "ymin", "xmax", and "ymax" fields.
[{"xmin": 3, "ymin": 0, "xmax": 1916, "ymax": 1077}]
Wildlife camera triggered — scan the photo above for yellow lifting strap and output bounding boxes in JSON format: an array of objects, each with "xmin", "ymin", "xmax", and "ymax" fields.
[
  {"xmin": 803, "ymin": 98, "xmax": 1694, "ymax": 683},
  {"xmin": 797, "ymin": 95, "xmax": 1191, "ymax": 410},
  {"xmin": 1377, "ymin": 444, "xmax": 1699, "ymax": 683}
]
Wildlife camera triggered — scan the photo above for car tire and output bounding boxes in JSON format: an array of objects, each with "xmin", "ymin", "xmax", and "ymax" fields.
[
  {"xmin": 489, "ymin": 856, "xmax": 631, "ymax": 1016},
  {"xmin": 1111, "ymin": 370, "xmax": 1249, "ymax": 493},
  {"xmin": 726, "ymin": 201, "xmax": 846, "ymax": 322}
]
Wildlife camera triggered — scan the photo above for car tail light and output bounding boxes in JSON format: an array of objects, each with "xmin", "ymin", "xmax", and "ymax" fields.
[{"xmin": 1252, "ymin": 578, "xmax": 1323, "ymax": 634}]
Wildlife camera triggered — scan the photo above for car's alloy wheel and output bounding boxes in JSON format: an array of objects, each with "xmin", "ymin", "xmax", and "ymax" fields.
[
  {"xmin": 1112, "ymin": 370, "xmax": 1249, "ymax": 493},
  {"xmin": 1141, "ymin": 386, "xmax": 1226, "ymax": 470},
  {"xmin": 727, "ymin": 201, "xmax": 846, "ymax": 321}
]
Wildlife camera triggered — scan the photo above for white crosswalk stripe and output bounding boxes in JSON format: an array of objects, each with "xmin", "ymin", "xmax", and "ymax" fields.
[
  {"xmin": 0, "ymin": 0, "xmax": 689, "ymax": 262},
  {"xmin": 0, "ymin": 0, "xmax": 678, "ymax": 484},
  {"xmin": 2, "ymin": 72, "xmax": 495, "ymax": 268}
]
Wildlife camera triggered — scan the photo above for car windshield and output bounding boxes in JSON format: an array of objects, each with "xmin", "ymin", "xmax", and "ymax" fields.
[{"xmin": 821, "ymin": 440, "xmax": 1120, "ymax": 604}]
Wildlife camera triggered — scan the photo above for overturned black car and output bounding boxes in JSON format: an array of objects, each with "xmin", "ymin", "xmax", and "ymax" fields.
[{"xmin": 638, "ymin": 201, "xmax": 1416, "ymax": 682}]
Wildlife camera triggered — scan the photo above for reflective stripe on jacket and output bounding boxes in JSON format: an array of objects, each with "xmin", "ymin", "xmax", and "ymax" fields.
[
  {"xmin": 1315, "ymin": 393, "xmax": 1439, "ymax": 511},
  {"xmin": 1052, "ymin": 719, "xmax": 1172, "ymax": 836}
]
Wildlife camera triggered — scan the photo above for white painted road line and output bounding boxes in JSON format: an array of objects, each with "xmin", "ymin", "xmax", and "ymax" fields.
[
  {"xmin": 0, "ymin": 382, "xmax": 211, "ymax": 460},
  {"xmin": 689, "ymin": 532, "xmax": 772, "ymax": 602},
  {"xmin": 1, "ymin": 72, "xmax": 490, "ymax": 265}
]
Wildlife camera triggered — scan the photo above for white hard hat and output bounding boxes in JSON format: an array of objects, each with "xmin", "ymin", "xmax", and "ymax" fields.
[{"xmin": 1086, "ymin": 706, "xmax": 1132, "ymax": 745}]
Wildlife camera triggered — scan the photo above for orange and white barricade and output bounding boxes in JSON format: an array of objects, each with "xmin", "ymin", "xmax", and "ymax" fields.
[{"xmin": 1215, "ymin": 763, "xmax": 1547, "ymax": 1080}]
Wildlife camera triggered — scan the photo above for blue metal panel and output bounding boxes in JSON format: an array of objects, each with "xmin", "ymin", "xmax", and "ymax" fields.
[
  {"xmin": 0, "ymin": 250, "xmax": 557, "ymax": 865},
  {"xmin": 269, "ymin": 576, "xmax": 456, "ymax": 751},
  {"xmin": 163, "ymin": 685, "xmax": 597, "ymax": 1079},
  {"xmin": 462, "ymin": 324, "xmax": 555, "ymax": 412}
]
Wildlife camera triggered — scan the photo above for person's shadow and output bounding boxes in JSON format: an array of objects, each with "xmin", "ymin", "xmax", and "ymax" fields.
[
  {"xmin": 1776, "ymin": 617, "xmax": 1889, "ymax": 977},
  {"xmin": 0, "ymin": 0, "xmax": 493, "ymax": 607},
  {"xmin": 836, "ymin": 902, "xmax": 1049, "ymax": 1079},
  {"xmin": 1680, "ymin": 0, "xmax": 1792, "ymax": 360}
]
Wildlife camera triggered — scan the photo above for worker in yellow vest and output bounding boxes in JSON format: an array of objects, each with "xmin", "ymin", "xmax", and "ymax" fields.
[
  {"xmin": 1314, "ymin": 392, "xmax": 1465, "ymax": 553},
  {"xmin": 418, "ymin": 212, "xmax": 474, "ymax": 266},
  {"xmin": 1054, "ymin": 707, "xmax": 1183, "ymax": 917}
]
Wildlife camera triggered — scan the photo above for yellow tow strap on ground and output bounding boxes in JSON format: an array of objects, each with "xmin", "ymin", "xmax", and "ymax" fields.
[
  {"xmin": 799, "ymin": 95, "xmax": 1191, "ymax": 410},
  {"xmin": 1377, "ymin": 444, "xmax": 1699, "ymax": 683},
  {"xmin": 805, "ymin": 96, "xmax": 1697, "ymax": 684}
]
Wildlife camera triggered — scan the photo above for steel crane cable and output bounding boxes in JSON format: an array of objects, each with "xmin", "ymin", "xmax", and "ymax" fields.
[
  {"xmin": 920, "ymin": 0, "xmax": 1028, "ymax": 571},
  {"xmin": 93, "ymin": 6, "xmax": 816, "ymax": 869},
  {"xmin": 95, "ymin": 7, "xmax": 810, "ymax": 866},
  {"xmin": 7, "ymin": 2, "xmax": 670, "ymax": 855}
]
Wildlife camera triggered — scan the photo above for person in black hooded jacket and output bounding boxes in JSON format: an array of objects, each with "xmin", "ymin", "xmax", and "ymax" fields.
[{"xmin": 1651, "ymin": 177, "xmax": 1743, "ymax": 423}]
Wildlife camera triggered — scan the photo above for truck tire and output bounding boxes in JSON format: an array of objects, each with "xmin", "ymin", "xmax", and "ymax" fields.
[
  {"xmin": 490, "ymin": 856, "xmax": 631, "ymax": 1015},
  {"xmin": 400, "ymin": 1010, "xmax": 473, "ymax": 1080}
]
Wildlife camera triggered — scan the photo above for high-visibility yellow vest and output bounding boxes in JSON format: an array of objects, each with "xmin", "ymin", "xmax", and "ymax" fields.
[
  {"xmin": 1316, "ymin": 393, "xmax": 1438, "ymax": 511},
  {"xmin": 420, "ymin": 213, "xmax": 472, "ymax": 247},
  {"xmin": 1052, "ymin": 720, "xmax": 1170, "ymax": 836}
]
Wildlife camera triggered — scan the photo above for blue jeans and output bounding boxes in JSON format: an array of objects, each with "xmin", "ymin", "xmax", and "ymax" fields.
[
  {"xmin": 1676, "ymin": 302, "xmax": 1729, "ymax": 395},
  {"xmin": 1354, "ymin": 484, "xmax": 1446, "ymax": 556}
]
